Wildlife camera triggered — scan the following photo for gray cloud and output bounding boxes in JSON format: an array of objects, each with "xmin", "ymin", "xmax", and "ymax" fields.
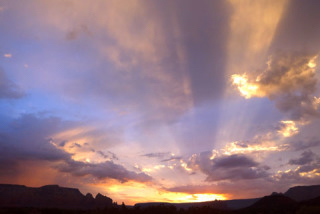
[
  {"xmin": 233, "ymin": 52, "xmax": 319, "ymax": 121},
  {"xmin": 0, "ymin": 114, "xmax": 69, "ymax": 161},
  {"xmin": 291, "ymin": 138, "xmax": 320, "ymax": 151},
  {"xmin": 262, "ymin": 52, "xmax": 318, "ymax": 121},
  {"xmin": 161, "ymin": 156, "xmax": 182, "ymax": 162},
  {"xmin": 142, "ymin": 152, "xmax": 182, "ymax": 163},
  {"xmin": 187, "ymin": 152, "xmax": 269, "ymax": 182},
  {"xmin": 56, "ymin": 159, "xmax": 151, "ymax": 183},
  {"xmin": 0, "ymin": 114, "xmax": 151, "ymax": 183},
  {"xmin": 142, "ymin": 152, "xmax": 171, "ymax": 159},
  {"xmin": 97, "ymin": 150, "xmax": 118, "ymax": 160},
  {"xmin": 0, "ymin": 68, "xmax": 25, "ymax": 99},
  {"xmin": 213, "ymin": 154, "xmax": 258, "ymax": 168},
  {"xmin": 166, "ymin": 179, "xmax": 280, "ymax": 200},
  {"xmin": 273, "ymin": 167, "xmax": 320, "ymax": 185},
  {"xmin": 289, "ymin": 150, "xmax": 316, "ymax": 165},
  {"xmin": 66, "ymin": 24, "xmax": 91, "ymax": 40}
]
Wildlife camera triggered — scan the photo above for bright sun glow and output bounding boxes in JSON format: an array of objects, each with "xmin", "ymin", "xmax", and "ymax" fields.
[
  {"xmin": 307, "ymin": 56, "xmax": 317, "ymax": 68},
  {"xmin": 231, "ymin": 74, "xmax": 259, "ymax": 98},
  {"xmin": 178, "ymin": 193, "xmax": 227, "ymax": 202},
  {"xmin": 221, "ymin": 141, "xmax": 285, "ymax": 155},
  {"xmin": 278, "ymin": 120, "xmax": 298, "ymax": 137},
  {"xmin": 97, "ymin": 181, "xmax": 227, "ymax": 205}
]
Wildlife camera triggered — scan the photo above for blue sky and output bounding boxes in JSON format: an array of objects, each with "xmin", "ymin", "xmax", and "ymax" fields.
[{"xmin": 0, "ymin": 0, "xmax": 320, "ymax": 204}]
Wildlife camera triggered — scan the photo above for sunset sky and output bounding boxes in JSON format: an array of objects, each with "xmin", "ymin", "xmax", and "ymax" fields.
[{"xmin": 0, "ymin": 0, "xmax": 320, "ymax": 205}]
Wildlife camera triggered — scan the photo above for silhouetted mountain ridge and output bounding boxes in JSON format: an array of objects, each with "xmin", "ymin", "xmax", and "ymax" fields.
[
  {"xmin": 284, "ymin": 185, "xmax": 320, "ymax": 201},
  {"xmin": 135, "ymin": 184, "xmax": 320, "ymax": 210},
  {"xmin": 0, "ymin": 184, "xmax": 112, "ymax": 209},
  {"xmin": 1, "ymin": 184, "xmax": 320, "ymax": 212}
]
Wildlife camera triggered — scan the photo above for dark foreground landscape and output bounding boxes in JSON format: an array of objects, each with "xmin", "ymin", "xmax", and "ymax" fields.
[{"xmin": 0, "ymin": 184, "xmax": 320, "ymax": 214}]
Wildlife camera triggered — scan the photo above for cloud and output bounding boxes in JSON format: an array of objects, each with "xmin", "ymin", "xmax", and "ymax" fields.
[
  {"xmin": 0, "ymin": 68, "xmax": 25, "ymax": 99},
  {"xmin": 65, "ymin": 24, "xmax": 91, "ymax": 40},
  {"xmin": 288, "ymin": 150, "xmax": 316, "ymax": 165},
  {"xmin": 0, "ymin": 114, "xmax": 69, "ymax": 161},
  {"xmin": 56, "ymin": 159, "xmax": 151, "ymax": 183},
  {"xmin": 165, "ymin": 179, "xmax": 278, "ymax": 200},
  {"xmin": 161, "ymin": 156, "xmax": 182, "ymax": 162},
  {"xmin": 277, "ymin": 120, "xmax": 299, "ymax": 137},
  {"xmin": 0, "ymin": 114, "xmax": 151, "ymax": 183},
  {"xmin": 232, "ymin": 52, "xmax": 319, "ymax": 121},
  {"xmin": 220, "ymin": 140, "xmax": 288, "ymax": 155},
  {"xmin": 3, "ymin": 53, "xmax": 12, "ymax": 58},
  {"xmin": 187, "ymin": 152, "xmax": 269, "ymax": 182},
  {"xmin": 272, "ymin": 150, "xmax": 320, "ymax": 185},
  {"xmin": 272, "ymin": 167, "xmax": 320, "ymax": 184},
  {"xmin": 97, "ymin": 150, "xmax": 118, "ymax": 161},
  {"xmin": 141, "ymin": 152, "xmax": 183, "ymax": 163},
  {"xmin": 142, "ymin": 152, "xmax": 172, "ymax": 159},
  {"xmin": 291, "ymin": 138, "xmax": 320, "ymax": 151},
  {"xmin": 213, "ymin": 154, "xmax": 258, "ymax": 168},
  {"xmin": 168, "ymin": 153, "xmax": 320, "ymax": 199}
]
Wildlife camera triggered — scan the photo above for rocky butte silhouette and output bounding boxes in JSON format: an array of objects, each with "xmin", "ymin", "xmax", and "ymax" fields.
[{"xmin": 0, "ymin": 184, "xmax": 112, "ymax": 209}]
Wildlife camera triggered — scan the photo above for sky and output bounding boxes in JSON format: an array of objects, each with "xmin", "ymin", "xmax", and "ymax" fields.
[{"xmin": 0, "ymin": 0, "xmax": 320, "ymax": 205}]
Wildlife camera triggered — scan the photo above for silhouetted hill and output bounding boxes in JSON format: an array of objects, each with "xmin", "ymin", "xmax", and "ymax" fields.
[
  {"xmin": 300, "ymin": 195, "xmax": 320, "ymax": 206},
  {"xmin": 240, "ymin": 195, "xmax": 298, "ymax": 214},
  {"xmin": 284, "ymin": 185, "xmax": 320, "ymax": 202},
  {"xmin": 250, "ymin": 195, "xmax": 297, "ymax": 209},
  {"xmin": 1, "ymin": 183, "xmax": 320, "ymax": 213},
  {"xmin": 135, "ymin": 198, "xmax": 260, "ymax": 210},
  {"xmin": 0, "ymin": 184, "xmax": 112, "ymax": 209},
  {"xmin": 135, "ymin": 184, "xmax": 320, "ymax": 211}
]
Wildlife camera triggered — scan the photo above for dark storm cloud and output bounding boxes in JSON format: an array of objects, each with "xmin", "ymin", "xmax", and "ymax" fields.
[
  {"xmin": 187, "ymin": 152, "xmax": 269, "ymax": 182},
  {"xmin": 0, "ymin": 114, "xmax": 151, "ymax": 183},
  {"xmin": 0, "ymin": 68, "xmax": 25, "ymax": 99},
  {"xmin": 288, "ymin": 150, "xmax": 316, "ymax": 165}
]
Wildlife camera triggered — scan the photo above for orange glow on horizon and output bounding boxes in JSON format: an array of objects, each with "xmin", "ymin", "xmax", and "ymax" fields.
[{"xmin": 93, "ymin": 181, "xmax": 227, "ymax": 205}]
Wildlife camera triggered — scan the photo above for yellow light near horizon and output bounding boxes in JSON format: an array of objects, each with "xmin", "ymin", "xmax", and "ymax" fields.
[
  {"xmin": 95, "ymin": 181, "xmax": 227, "ymax": 205},
  {"xmin": 178, "ymin": 193, "xmax": 227, "ymax": 203}
]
